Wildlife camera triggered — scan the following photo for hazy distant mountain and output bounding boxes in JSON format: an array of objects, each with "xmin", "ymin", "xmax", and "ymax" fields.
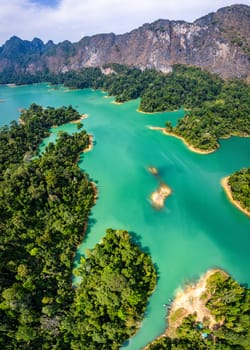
[{"xmin": 0, "ymin": 4, "xmax": 249, "ymax": 79}]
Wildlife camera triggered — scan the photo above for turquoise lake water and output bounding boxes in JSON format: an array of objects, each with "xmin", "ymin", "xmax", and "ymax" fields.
[{"xmin": 0, "ymin": 84, "xmax": 250, "ymax": 349}]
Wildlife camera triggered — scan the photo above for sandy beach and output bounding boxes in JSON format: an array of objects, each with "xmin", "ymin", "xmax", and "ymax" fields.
[
  {"xmin": 75, "ymin": 135, "xmax": 94, "ymax": 164},
  {"xmin": 165, "ymin": 269, "xmax": 223, "ymax": 337},
  {"xmin": 91, "ymin": 181, "xmax": 98, "ymax": 204},
  {"xmin": 70, "ymin": 114, "xmax": 88, "ymax": 124},
  {"xmin": 83, "ymin": 134, "xmax": 94, "ymax": 153},
  {"xmin": 18, "ymin": 117, "xmax": 25, "ymax": 125},
  {"xmin": 148, "ymin": 126, "xmax": 216, "ymax": 155},
  {"xmin": 144, "ymin": 269, "xmax": 224, "ymax": 348},
  {"xmin": 112, "ymin": 100, "xmax": 123, "ymax": 105},
  {"xmin": 221, "ymin": 176, "xmax": 250, "ymax": 217},
  {"xmin": 151, "ymin": 183, "xmax": 172, "ymax": 209},
  {"xmin": 137, "ymin": 109, "xmax": 157, "ymax": 115}
]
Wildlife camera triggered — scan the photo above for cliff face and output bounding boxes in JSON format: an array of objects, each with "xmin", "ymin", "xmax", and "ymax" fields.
[{"xmin": 0, "ymin": 4, "xmax": 249, "ymax": 79}]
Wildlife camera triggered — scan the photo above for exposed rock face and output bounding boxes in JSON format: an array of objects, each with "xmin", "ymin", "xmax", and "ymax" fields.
[{"xmin": 0, "ymin": 4, "xmax": 249, "ymax": 79}]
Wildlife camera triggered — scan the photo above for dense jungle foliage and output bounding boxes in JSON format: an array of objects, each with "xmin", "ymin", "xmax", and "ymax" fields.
[
  {"xmin": 1, "ymin": 64, "xmax": 249, "ymax": 153},
  {"xmin": 0, "ymin": 66, "xmax": 249, "ymax": 349},
  {"xmin": 0, "ymin": 105, "xmax": 156, "ymax": 349},
  {"xmin": 68, "ymin": 229, "xmax": 156, "ymax": 350},
  {"xmin": 60, "ymin": 64, "xmax": 250, "ymax": 152},
  {"xmin": 0, "ymin": 106, "xmax": 94, "ymax": 348},
  {"xmin": 168, "ymin": 79, "xmax": 250, "ymax": 151},
  {"xmin": 0, "ymin": 103, "xmax": 81, "ymax": 178},
  {"xmin": 228, "ymin": 167, "xmax": 250, "ymax": 213},
  {"xmin": 147, "ymin": 271, "xmax": 250, "ymax": 350}
]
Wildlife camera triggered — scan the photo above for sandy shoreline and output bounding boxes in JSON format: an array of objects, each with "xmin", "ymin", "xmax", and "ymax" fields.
[
  {"xmin": 144, "ymin": 269, "xmax": 225, "ymax": 349},
  {"xmin": 20, "ymin": 113, "xmax": 89, "ymax": 126},
  {"xmin": 75, "ymin": 135, "xmax": 94, "ymax": 165},
  {"xmin": 151, "ymin": 183, "xmax": 172, "ymax": 209},
  {"xmin": 165, "ymin": 269, "xmax": 222, "ymax": 337},
  {"xmin": 148, "ymin": 126, "xmax": 216, "ymax": 155},
  {"xmin": 112, "ymin": 100, "xmax": 123, "ymax": 105},
  {"xmin": 221, "ymin": 176, "xmax": 250, "ymax": 217},
  {"xmin": 70, "ymin": 113, "xmax": 89, "ymax": 124},
  {"xmin": 137, "ymin": 109, "xmax": 158, "ymax": 115},
  {"xmin": 83, "ymin": 134, "xmax": 94, "ymax": 153},
  {"xmin": 18, "ymin": 117, "xmax": 25, "ymax": 125},
  {"xmin": 91, "ymin": 181, "xmax": 98, "ymax": 204},
  {"xmin": 137, "ymin": 109, "xmax": 181, "ymax": 115},
  {"xmin": 103, "ymin": 95, "xmax": 123, "ymax": 104}
]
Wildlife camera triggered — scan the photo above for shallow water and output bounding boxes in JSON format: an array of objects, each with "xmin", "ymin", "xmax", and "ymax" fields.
[{"xmin": 1, "ymin": 84, "xmax": 250, "ymax": 349}]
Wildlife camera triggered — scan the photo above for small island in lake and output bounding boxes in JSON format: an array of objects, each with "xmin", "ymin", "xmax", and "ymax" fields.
[
  {"xmin": 221, "ymin": 168, "xmax": 250, "ymax": 218},
  {"xmin": 148, "ymin": 166, "xmax": 172, "ymax": 209},
  {"xmin": 151, "ymin": 183, "xmax": 172, "ymax": 209},
  {"xmin": 148, "ymin": 166, "xmax": 158, "ymax": 176}
]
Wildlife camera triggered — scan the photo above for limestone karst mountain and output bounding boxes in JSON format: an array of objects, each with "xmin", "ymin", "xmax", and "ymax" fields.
[{"xmin": 0, "ymin": 4, "xmax": 249, "ymax": 79}]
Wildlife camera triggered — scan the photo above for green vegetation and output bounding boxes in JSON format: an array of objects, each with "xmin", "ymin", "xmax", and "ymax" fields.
[
  {"xmin": 0, "ymin": 105, "xmax": 156, "ymax": 349},
  {"xmin": 0, "ymin": 68, "xmax": 51, "ymax": 85},
  {"xmin": 147, "ymin": 336, "xmax": 207, "ymax": 350},
  {"xmin": 57, "ymin": 64, "xmax": 223, "ymax": 110},
  {"xmin": 1, "ymin": 64, "xmax": 249, "ymax": 152},
  {"xmin": 0, "ymin": 65, "xmax": 249, "ymax": 348},
  {"xmin": 0, "ymin": 107, "xmax": 95, "ymax": 349},
  {"xmin": 147, "ymin": 270, "xmax": 250, "ymax": 350},
  {"xmin": 67, "ymin": 229, "xmax": 156, "ymax": 349},
  {"xmin": 0, "ymin": 103, "xmax": 82, "ymax": 178},
  {"xmin": 20, "ymin": 63, "xmax": 248, "ymax": 153},
  {"xmin": 205, "ymin": 271, "xmax": 250, "ymax": 347},
  {"xmin": 228, "ymin": 167, "xmax": 250, "ymax": 213},
  {"xmin": 139, "ymin": 65, "xmax": 222, "ymax": 112},
  {"xmin": 222, "ymin": 26, "xmax": 250, "ymax": 58},
  {"xmin": 167, "ymin": 79, "xmax": 250, "ymax": 151}
]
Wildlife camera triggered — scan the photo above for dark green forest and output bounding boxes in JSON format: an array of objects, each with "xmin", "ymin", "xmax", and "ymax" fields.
[
  {"xmin": 0, "ymin": 106, "xmax": 156, "ymax": 349},
  {"xmin": 61, "ymin": 64, "xmax": 250, "ymax": 152},
  {"xmin": 228, "ymin": 167, "xmax": 250, "ymax": 213},
  {"xmin": 2, "ymin": 63, "xmax": 248, "ymax": 153},
  {"xmin": 0, "ymin": 103, "xmax": 81, "ymax": 178},
  {"xmin": 147, "ymin": 271, "xmax": 250, "ymax": 350},
  {"xmin": 167, "ymin": 79, "xmax": 250, "ymax": 151},
  {"xmin": 0, "ymin": 66, "xmax": 249, "ymax": 349},
  {"xmin": 68, "ymin": 229, "xmax": 156, "ymax": 350}
]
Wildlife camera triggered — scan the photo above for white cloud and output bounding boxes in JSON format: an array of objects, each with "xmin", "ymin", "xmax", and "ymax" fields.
[{"xmin": 0, "ymin": 0, "xmax": 249, "ymax": 44}]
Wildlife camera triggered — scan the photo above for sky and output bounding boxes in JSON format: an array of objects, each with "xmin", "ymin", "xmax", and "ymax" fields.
[{"xmin": 0, "ymin": 0, "xmax": 249, "ymax": 45}]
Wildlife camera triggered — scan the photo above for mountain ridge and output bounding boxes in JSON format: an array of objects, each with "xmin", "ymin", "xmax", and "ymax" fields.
[{"xmin": 0, "ymin": 4, "xmax": 249, "ymax": 79}]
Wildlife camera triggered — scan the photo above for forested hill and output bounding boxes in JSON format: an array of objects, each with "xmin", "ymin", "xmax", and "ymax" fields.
[
  {"xmin": 44, "ymin": 64, "xmax": 250, "ymax": 153},
  {"xmin": 0, "ymin": 4, "xmax": 249, "ymax": 80},
  {"xmin": 0, "ymin": 105, "xmax": 156, "ymax": 349}
]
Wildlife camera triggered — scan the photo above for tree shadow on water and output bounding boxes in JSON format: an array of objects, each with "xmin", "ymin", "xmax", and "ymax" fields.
[
  {"xmin": 122, "ymin": 340, "xmax": 130, "ymax": 348},
  {"xmin": 84, "ymin": 216, "xmax": 97, "ymax": 240},
  {"xmin": 73, "ymin": 216, "xmax": 97, "ymax": 268}
]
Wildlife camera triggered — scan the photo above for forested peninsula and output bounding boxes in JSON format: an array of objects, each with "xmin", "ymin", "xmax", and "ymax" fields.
[
  {"xmin": 0, "ymin": 105, "xmax": 156, "ymax": 349},
  {"xmin": 222, "ymin": 167, "xmax": 250, "ymax": 217},
  {"xmin": 146, "ymin": 269, "xmax": 250, "ymax": 350},
  {"xmin": 0, "ymin": 64, "xmax": 249, "ymax": 348},
  {"xmin": 2, "ymin": 63, "xmax": 249, "ymax": 153}
]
